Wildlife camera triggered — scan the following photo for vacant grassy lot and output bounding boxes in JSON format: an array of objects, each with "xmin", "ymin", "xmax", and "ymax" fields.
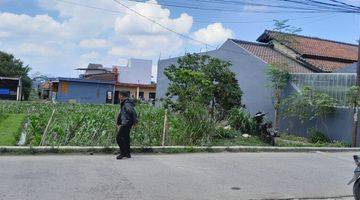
[{"xmin": 0, "ymin": 114, "xmax": 26, "ymax": 145}]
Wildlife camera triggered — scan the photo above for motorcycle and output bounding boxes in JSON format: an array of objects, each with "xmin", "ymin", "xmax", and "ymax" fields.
[
  {"xmin": 253, "ymin": 112, "xmax": 279, "ymax": 146},
  {"xmin": 348, "ymin": 155, "xmax": 360, "ymax": 200}
]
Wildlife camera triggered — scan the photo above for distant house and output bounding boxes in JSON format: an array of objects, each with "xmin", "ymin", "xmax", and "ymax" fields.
[
  {"xmin": 76, "ymin": 63, "xmax": 115, "ymax": 81},
  {"xmin": 0, "ymin": 77, "xmax": 22, "ymax": 101},
  {"xmin": 76, "ymin": 60, "xmax": 156, "ymax": 103},
  {"xmin": 50, "ymin": 78, "xmax": 115, "ymax": 104},
  {"xmin": 114, "ymin": 59, "xmax": 156, "ymax": 103},
  {"xmin": 157, "ymin": 31, "xmax": 359, "ymax": 144}
]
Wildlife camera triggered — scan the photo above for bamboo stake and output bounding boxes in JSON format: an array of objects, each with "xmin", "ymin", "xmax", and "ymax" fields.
[
  {"xmin": 40, "ymin": 109, "xmax": 56, "ymax": 146},
  {"xmin": 162, "ymin": 109, "xmax": 168, "ymax": 146}
]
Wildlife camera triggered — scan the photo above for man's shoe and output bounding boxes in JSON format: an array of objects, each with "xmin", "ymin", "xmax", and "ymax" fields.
[
  {"xmin": 126, "ymin": 154, "xmax": 131, "ymax": 158},
  {"xmin": 116, "ymin": 154, "xmax": 125, "ymax": 160}
]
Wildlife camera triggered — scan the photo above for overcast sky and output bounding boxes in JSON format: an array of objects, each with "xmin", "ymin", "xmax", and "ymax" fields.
[{"xmin": 0, "ymin": 0, "xmax": 359, "ymax": 79}]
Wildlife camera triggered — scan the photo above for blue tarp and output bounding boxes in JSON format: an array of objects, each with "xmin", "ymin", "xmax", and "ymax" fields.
[{"xmin": 0, "ymin": 89, "xmax": 10, "ymax": 95}]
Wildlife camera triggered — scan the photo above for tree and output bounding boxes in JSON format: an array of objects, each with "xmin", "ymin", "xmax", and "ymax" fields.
[
  {"xmin": 272, "ymin": 19, "xmax": 302, "ymax": 46},
  {"xmin": 164, "ymin": 54, "xmax": 242, "ymax": 119},
  {"xmin": 0, "ymin": 51, "xmax": 32, "ymax": 100},
  {"xmin": 266, "ymin": 63, "xmax": 290, "ymax": 129},
  {"xmin": 273, "ymin": 19, "xmax": 302, "ymax": 34},
  {"xmin": 347, "ymin": 86, "xmax": 360, "ymax": 147},
  {"xmin": 283, "ymin": 86, "xmax": 336, "ymax": 127}
]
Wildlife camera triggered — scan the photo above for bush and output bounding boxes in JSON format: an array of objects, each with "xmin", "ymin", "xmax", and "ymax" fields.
[
  {"xmin": 168, "ymin": 102, "xmax": 216, "ymax": 146},
  {"xmin": 228, "ymin": 107, "xmax": 256, "ymax": 134},
  {"xmin": 308, "ymin": 129, "xmax": 330, "ymax": 144},
  {"xmin": 215, "ymin": 127, "xmax": 240, "ymax": 139},
  {"xmin": 131, "ymin": 104, "xmax": 166, "ymax": 146}
]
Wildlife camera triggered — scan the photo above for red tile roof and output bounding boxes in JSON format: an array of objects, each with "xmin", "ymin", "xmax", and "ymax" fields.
[
  {"xmin": 231, "ymin": 39, "xmax": 315, "ymax": 73},
  {"xmin": 257, "ymin": 30, "xmax": 358, "ymax": 72},
  {"xmin": 305, "ymin": 58, "xmax": 353, "ymax": 72}
]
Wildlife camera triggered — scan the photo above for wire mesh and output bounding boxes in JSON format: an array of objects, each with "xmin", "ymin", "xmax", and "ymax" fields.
[{"xmin": 290, "ymin": 73, "xmax": 356, "ymax": 107}]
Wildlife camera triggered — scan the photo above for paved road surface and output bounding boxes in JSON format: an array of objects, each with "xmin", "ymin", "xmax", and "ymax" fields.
[{"xmin": 0, "ymin": 152, "xmax": 357, "ymax": 200}]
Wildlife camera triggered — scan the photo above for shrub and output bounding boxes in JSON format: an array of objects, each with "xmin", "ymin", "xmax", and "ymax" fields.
[
  {"xmin": 168, "ymin": 102, "xmax": 216, "ymax": 146},
  {"xmin": 228, "ymin": 107, "xmax": 256, "ymax": 134},
  {"xmin": 308, "ymin": 129, "xmax": 330, "ymax": 144},
  {"xmin": 215, "ymin": 127, "xmax": 240, "ymax": 139}
]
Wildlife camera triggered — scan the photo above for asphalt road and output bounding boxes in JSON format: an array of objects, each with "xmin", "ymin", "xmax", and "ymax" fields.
[{"xmin": 0, "ymin": 152, "xmax": 357, "ymax": 200}]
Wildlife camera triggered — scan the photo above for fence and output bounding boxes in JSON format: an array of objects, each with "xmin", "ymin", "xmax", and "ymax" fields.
[{"xmin": 290, "ymin": 73, "xmax": 356, "ymax": 107}]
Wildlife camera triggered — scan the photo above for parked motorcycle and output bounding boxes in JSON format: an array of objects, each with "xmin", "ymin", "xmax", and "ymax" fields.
[
  {"xmin": 253, "ymin": 112, "xmax": 279, "ymax": 146},
  {"xmin": 348, "ymin": 155, "xmax": 360, "ymax": 200}
]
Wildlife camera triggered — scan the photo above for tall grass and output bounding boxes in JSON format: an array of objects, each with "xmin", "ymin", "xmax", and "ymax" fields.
[{"xmin": 0, "ymin": 101, "xmax": 217, "ymax": 146}]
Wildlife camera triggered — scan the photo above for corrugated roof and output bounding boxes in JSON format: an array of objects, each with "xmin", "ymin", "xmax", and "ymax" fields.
[
  {"xmin": 56, "ymin": 77, "xmax": 115, "ymax": 85},
  {"xmin": 231, "ymin": 39, "xmax": 314, "ymax": 73}
]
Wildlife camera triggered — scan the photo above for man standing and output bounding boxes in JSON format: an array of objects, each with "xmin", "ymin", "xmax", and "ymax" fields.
[{"xmin": 116, "ymin": 91, "xmax": 138, "ymax": 160}]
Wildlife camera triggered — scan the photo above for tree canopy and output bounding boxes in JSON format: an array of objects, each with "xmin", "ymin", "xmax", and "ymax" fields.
[
  {"xmin": 164, "ymin": 54, "xmax": 242, "ymax": 119},
  {"xmin": 0, "ymin": 51, "xmax": 32, "ymax": 100}
]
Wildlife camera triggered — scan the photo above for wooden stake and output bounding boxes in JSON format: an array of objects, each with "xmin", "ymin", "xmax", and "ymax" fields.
[
  {"xmin": 40, "ymin": 109, "xmax": 56, "ymax": 146},
  {"xmin": 162, "ymin": 109, "xmax": 168, "ymax": 146}
]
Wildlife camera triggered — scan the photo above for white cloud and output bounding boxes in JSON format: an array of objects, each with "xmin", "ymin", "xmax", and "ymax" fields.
[
  {"xmin": 192, "ymin": 23, "xmax": 234, "ymax": 45},
  {"xmin": 38, "ymin": 0, "xmax": 122, "ymax": 38},
  {"xmin": 0, "ymin": 31, "xmax": 9, "ymax": 38},
  {"xmin": 80, "ymin": 39, "xmax": 110, "ymax": 49},
  {"xmin": 0, "ymin": 0, "xmax": 206, "ymax": 77},
  {"xmin": 0, "ymin": 12, "xmax": 66, "ymax": 39},
  {"xmin": 111, "ymin": 0, "xmax": 192, "ymax": 58},
  {"xmin": 16, "ymin": 43, "xmax": 59, "ymax": 57}
]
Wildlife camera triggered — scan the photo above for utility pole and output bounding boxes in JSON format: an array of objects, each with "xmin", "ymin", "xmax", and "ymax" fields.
[
  {"xmin": 357, "ymin": 38, "xmax": 360, "ymax": 85},
  {"xmin": 353, "ymin": 38, "xmax": 360, "ymax": 147}
]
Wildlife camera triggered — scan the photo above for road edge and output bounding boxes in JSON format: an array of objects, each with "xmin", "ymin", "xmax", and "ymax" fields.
[{"xmin": 1, "ymin": 146, "xmax": 360, "ymax": 155}]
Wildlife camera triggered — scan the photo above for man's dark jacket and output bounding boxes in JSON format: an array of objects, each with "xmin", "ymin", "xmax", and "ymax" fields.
[{"xmin": 117, "ymin": 98, "xmax": 138, "ymax": 126}]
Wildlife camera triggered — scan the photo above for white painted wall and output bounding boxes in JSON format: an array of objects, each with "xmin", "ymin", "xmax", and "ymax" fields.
[{"xmin": 118, "ymin": 58, "xmax": 152, "ymax": 84}]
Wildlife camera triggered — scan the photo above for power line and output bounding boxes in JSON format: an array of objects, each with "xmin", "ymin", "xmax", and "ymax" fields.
[
  {"xmin": 189, "ymin": 0, "xmax": 359, "ymax": 12},
  {"xmin": 273, "ymin": 0, "xmax": 360, "ymax": 12},
  {"xmin": 125, "ymin": 0, "xmax": 360, "ymax": 13},
  {"xmin": 53, "ymin": 0, "xmax": 355, "ymax": 72},
  {"xmin": 111, "ymin": 0, "xmax": 349, "ymax": 60},
  {"xmin": 54, "ymin": 0, "xmax": 338, "ymax": 24},
  {"xmin": 54, "ymin": 0, "xmax": 125, "ymax": 14},
  {"xmin": 328, "ymin": 0, "xmax": 360, "ymax": 10},
  {"xmin": 112, "ymin": 0, "xmax": 210, "ymax": 46},
  {"xmin": 52, "ymin": 0, "xmax": 338, "ymax": 24}
]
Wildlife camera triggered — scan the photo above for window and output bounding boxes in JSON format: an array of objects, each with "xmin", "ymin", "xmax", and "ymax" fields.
[
  {"xmin": 149, "ymin": 92, "xmax": 156, "ymax": 99},
  {"xmin": 61, "ymin": 82, "xmax": 68, "ymax": 94},
  {"xmin": 139, "ymin": 92, "xmax": 144, "ymax": 99}
]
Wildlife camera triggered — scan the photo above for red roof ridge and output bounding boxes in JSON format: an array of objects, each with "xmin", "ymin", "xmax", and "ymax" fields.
[
  {"xmin": 229, "ymin": 38, "xmax": 272, "ymax": 47},
  {"xmin": 258, "ymin": 30, "xmax": 358, "ymax": 47}
]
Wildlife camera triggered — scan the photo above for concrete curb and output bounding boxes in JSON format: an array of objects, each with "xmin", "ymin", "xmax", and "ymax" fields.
[{"xmin": 1, "ymin": 146, "xmax": 360, "ymax": 155}]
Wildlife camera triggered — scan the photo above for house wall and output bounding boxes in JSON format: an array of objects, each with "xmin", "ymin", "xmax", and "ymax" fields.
[
  {"xmin": 280, "ymin": 82, "xmax": 360, "ymax": 145},
  {"xmin": 56, "ymin": 81, "xmax": 115, "ymax": 104},
  {"xmin": 157, "ymin": 39, "xmax": 275, "ymax": 119},
  {"xmin": 115, "ymin": 85, "xmax": 156, "ymax": 101},
  {"xmin": 118, "ymin": 59, "xmax": 152, "ymax": 85}
]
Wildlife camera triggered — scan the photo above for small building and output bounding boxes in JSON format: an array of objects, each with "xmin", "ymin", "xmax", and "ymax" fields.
[
  {"xmin": 0, "ymin": 77, "xmax": 22, "ymax": 101},
  {"xmin": 115, "ymin": 82, "xmax": 156, "ymax": 104},
  {"xmin": 50, "ymin": 77, "xmax": 115, "ymax": 104},
  {"xmin": 75, "ymin": 59, "xmax": 156, "ymax": 104}
]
